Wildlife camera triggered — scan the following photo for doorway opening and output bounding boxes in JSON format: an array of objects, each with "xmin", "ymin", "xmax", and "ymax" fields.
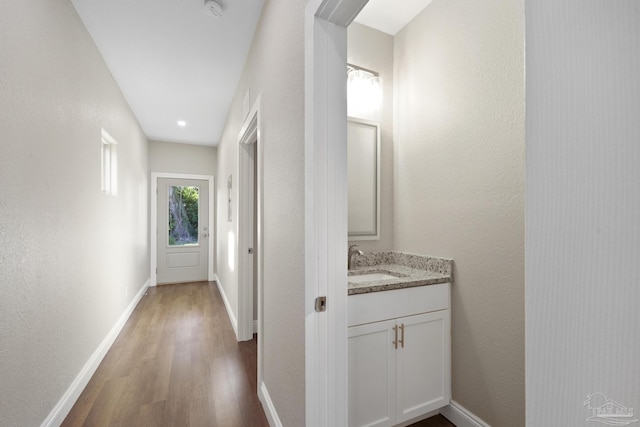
[
  {"xmin": 150, "ymin": 172, "xmax": 215, "ymax": 286},
  {"xmin": 237, "ymin": 96, "xmax": 264, "ymax": 398}
]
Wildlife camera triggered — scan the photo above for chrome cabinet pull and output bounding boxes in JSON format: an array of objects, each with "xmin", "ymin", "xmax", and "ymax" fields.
[{"xmin": 399, "ymin": 324, "xmax": 405, "ymax": 348}]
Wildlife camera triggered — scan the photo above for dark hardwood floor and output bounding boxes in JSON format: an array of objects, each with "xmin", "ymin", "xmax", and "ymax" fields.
[
  {"xmin": 62, "ymin": 281, "xmax": 269, "ymax": 427},
  {"xmin": 409, "ymin": 414, "xmax": 456, "ymax": 427}
]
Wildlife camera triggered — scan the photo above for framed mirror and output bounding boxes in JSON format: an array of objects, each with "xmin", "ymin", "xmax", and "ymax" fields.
[{"xmin": 348, "ymin": 117, "xmax": 380, "ymax": 240}]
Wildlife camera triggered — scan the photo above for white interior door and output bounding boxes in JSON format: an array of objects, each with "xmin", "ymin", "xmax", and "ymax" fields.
[{"xmin": 157, "ymin": 178, "xmax": 209, "ymax": 284}]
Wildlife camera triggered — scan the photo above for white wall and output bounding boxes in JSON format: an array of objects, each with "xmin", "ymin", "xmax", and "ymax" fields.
[
  {"xmin": 526, "ymin": 1, "xmax": 640, "ymax": 425},
  {"xmin": 149, "ymin": 140, "xmax": 217, "ymax": 177},
  {"xmin": 215, "ymin": 0, "xmax": 306, "ymax": 424},
  {"xmin": 393, "ymin": 0, "xmax": 525, "ymax": 425},
  {"xmin": 0, "ymin": 1, "xmax": 149, "ymax": 425},
  {"xmin": 347, "ymin": 23, "xmax": 394, "ymax": 252}
]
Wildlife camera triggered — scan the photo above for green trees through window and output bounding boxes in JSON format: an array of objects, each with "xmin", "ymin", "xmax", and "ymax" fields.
[{"xmin": 168, "ymin": 185, "xmax": 199, "ymax": 246}]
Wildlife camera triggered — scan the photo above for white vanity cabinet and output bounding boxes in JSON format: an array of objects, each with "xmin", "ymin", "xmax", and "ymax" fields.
[{"xmin": 348, "ymin": 283, "xmax": 451, "ymax": 427}]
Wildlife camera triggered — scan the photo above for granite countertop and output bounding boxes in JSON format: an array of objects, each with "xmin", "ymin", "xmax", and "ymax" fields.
[{"xmin": 347, "ymin": 251, "xmax": 453, "ymax": 296}]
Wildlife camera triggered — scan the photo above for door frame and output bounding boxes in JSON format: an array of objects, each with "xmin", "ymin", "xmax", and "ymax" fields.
[
  {"xmin": 237, "ymin": 95, "xmax": 262, "ymax": 342},
  {"xmin": 305, "ymin": 0, "xmax": 369, "ymax": 426},
  {"xmin": 150, "ymin": 172, "xmax": 215, "ymax": 286},
  {"xmin": 237, "ymin": 95, "xmax": 264, "ymax": 393}
]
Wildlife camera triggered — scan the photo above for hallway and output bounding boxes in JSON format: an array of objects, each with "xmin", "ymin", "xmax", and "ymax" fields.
[{"xmin": 62, "ymin": 282, "xmax": 268, "ymax": 427}]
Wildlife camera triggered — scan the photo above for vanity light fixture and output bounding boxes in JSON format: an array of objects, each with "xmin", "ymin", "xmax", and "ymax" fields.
[{"xmin": 347, "ymin": 64, "xmax": 383, "ymax": 115}]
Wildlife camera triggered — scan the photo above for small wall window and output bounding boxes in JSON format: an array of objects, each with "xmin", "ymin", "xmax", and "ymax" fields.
[{"xmin": 101, "ymin": 129, "xmax": 118, "ymax": 195}]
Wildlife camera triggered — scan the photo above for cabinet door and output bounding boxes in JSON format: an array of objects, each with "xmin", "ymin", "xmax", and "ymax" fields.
[
  {"xmin": 348, "ymin": 319, "xmax": 397, "ymax": 427},
  {"xmin": 396, "ymin": 310, "xmax": 451, "ymax": 423}
]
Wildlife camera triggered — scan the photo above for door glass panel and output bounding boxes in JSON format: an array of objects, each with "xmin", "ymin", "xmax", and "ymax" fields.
[{"xmin": 168, "ymin": 185, "xmax": 199, "ymax": 246}]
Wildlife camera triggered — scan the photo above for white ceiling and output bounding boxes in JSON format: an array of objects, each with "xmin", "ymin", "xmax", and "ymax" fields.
[
  {"xmin": 354, "ymin": 0, "xmax": 434, "ymax": 36},
  {"xmin": 71, "ymin": 0, "xmax": 265, "ymax": 146},
  {"xmin": 70, "ymin": 0, "xmax": 427, "ymax": 146}
]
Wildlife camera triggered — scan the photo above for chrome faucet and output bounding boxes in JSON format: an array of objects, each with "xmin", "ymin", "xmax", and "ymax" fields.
[{"xmin": 348, "ymin": 244, "xmax": 364, "ymax": 270}]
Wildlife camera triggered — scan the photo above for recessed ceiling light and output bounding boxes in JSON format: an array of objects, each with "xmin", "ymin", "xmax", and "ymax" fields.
[{"xmin": 177, "ymin": 120, "xmax": 187, "ymax": 127}]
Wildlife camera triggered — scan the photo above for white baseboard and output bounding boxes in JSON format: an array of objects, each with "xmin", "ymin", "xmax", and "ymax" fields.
[
  {"xmin": 395, "ymin": 410, "xmax": 439, "ymax": 427},
  {"xmin": 41, "ymin": 279, "xmax": 150, "ymax": 427},
  {"xmin": 213, "ymin": 275, "xmax": 238, "ymax": 339},
  {"xmin": 259, "ymin": 381, "xmax": 283, "ymax": 427},
  {"xmin": 440, "ymin": 400, "xmax": 491, "ymax": 427}
]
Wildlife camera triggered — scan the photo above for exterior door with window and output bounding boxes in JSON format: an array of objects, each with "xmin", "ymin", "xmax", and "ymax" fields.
[{"xmin": 157, "ymin": 178, "xmax": 209, "ymax": 284}]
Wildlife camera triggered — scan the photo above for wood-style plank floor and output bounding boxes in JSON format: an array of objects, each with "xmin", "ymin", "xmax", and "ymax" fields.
[
  {"xmin": 62, "ymin": 281, "xmax": 269, "ymax": 427},
  {"xmin": 62, "ymin": 280, "xmax": 455, "ymax": 427}
]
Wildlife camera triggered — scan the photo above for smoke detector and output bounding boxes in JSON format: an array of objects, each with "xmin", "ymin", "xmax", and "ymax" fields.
[{"xmin": 203, "ymin": 0, "xmax": 223, "ymax": 17}]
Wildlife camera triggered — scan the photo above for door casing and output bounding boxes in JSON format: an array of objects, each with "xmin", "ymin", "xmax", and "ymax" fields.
[
  {"xmin": 305, "ymin": 0, "xmax": 370, "ymax": 426},
  {"xmin": 150, "ymin": 172, "xmax": 215, "ymax": 286},
  {"xmin": 237, "ymin": 96, "xmax": 262, "ymax": 343}
]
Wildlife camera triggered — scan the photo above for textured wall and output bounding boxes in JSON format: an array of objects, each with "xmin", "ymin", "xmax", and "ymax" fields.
[
  {"xmin": 215, "ymin": 0, "xmax": 306, "ymax": 425},
  {"xmin": 526, "ymin": 1, "xmax": 640, "ymax": 425},
  {"xmin": 0, "ymin": 1, "xmax": 149, "ymax": 425},
  {"xmin": 149, "ymin": 140, "xmax": 217, "ymax": 177},
  {"xmin": 347, "ymin": 23, "xmax": 394, "ymax": 252},
  {"xmin": 393, "ymin": 0, "xmax": 525, "ymax": 425}
]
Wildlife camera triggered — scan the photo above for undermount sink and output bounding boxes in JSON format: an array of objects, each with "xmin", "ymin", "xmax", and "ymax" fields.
[{"xmin": 348, "ymin": 272, "xmax": 400, "ymax": 283}]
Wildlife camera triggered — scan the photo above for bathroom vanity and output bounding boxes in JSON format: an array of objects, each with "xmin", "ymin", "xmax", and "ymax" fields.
[{"xmin": 348, "ymin": 252, "xmax": 453, "ymax": 427}]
